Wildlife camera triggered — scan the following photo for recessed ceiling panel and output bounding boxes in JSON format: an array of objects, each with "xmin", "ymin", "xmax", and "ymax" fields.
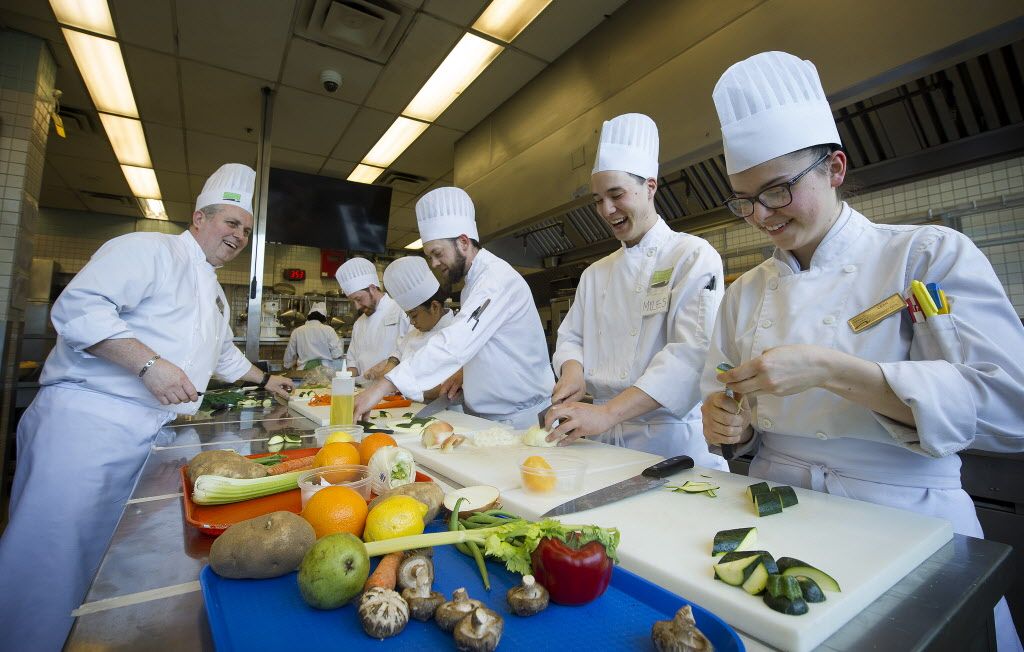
[
  {"xmin": 180, "ymin": 62, "xmax": 264, "ymax": 144},
  {"xmin": 184, "ymin": 131, "xmax": 257, "ymax": 179},
  {"xmin": 145, "ymin": 122, "xmax": 188, "ymax": 173},
  {"xmin": 270, "ymin": 147, "xmax": 326, "ymax": 174},
  {"xmin": 321, "ymin": 158, "xmax": 358, "ymax": 179},
  {"xmin": 389, "ymin": 122, "xmax": 461, "ymax": 179},
  {"xmin": 330, "ymin": 106, "xmax": 395, "ymax": 162},
  {"xmin": 423, "ymin": 0, "xmax": 487, "ymax": 27},
  {"xmin": 176, "ymin": 0, "xmax": 295, "ymax": 80},
  {"xmin": 271, "ymin": 86, "xmax": 357, "ymax": 156},
  {"xmin": 111, "ymin": 0, "xmax": 175, "ymax": 54},
  {"xmin": 124, "ymin": 46, "xmax": 182, "ymax": 127},
  {"xmin": 155, "ymin": 170, "xmax": 192, "ymax": 202}
]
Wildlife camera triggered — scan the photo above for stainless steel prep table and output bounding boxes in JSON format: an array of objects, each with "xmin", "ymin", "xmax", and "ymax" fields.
[{"xmin": 65, "ymin": 409, "xmax": 1016, "ymax": 651}]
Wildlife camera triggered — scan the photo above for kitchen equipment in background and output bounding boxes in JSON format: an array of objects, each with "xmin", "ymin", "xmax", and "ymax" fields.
[
  {"xmin": 261, "ymin": 300, "xmax": 283, "ymax": 338},
  {"xmin": 277, "ymin": 309, "xmax": 306, "ymax": 329},
  {"xmin": 272, "ymin": 282, "xmax": 296, "ymax": 295},
  {"xmin": 541, "ymin": 455, "xmax": 695, "ymax": 517}
]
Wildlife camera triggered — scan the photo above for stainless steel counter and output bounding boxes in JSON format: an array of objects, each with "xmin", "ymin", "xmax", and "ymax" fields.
[{"xmin": 65, "ymin": 409, "xmax": 1015, "ymax": 651}]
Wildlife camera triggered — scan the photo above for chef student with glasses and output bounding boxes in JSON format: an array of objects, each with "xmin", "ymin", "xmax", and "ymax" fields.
[{"xmin": 701, "ymin": 51, "xmax": 1024, "ymax": 651}]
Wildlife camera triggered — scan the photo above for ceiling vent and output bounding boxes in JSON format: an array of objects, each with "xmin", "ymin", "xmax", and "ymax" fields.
[
  {"xmin": 380, "ymin": 170, "xmax": 428, "ymax": 193},
  {"xmin": 298, "ymin": 0, "xmax": 413, "ymax": 64},
  {"xmin": 81, "ymin": 191, "xmax": 135, "ymax": 206},
  {"xmin": 56, "ymin": 106, "xmax": 97, "ymax": 135}
]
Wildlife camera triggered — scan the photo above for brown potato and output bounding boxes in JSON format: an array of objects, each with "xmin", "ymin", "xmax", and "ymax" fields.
[
  {"xmin": 368, "ymin": 482, "xmax": 444, "ymax": 524},
  {"xmin": 209, "ymin": 511, "xmax": 316, "ymax": 579},
  {"xmin": 187, "ymin": 449, "xmax": 268, "ymax": 486}
]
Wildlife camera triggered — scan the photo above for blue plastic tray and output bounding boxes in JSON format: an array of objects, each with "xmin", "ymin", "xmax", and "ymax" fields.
[{"xmin": 200, "ymin": 533, "xmax": 743, "ymax": 651}]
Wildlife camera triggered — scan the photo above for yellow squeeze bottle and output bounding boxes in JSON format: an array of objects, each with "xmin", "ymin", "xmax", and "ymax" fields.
[{"xmin": 330, "ymin": 368, "xmax": 355, "ymax": 425}]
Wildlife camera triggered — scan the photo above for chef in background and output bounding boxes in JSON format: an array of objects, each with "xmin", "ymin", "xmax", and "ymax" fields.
[
  {"xmin": 546, "ymin": 113, "xmax": 727, "ymax": 468},
  {"xmin": 354, "ymin": 187, "xmax": 554, "ymax": 427},
  {"xmin": 0, "ymin": 163, "xmax": 293, "ymax": 652},
  {"xmin": 282, "ymin": 301, "xmax": 344, "ymax": 370},
  {"xmin": 361, "ymin": 256, "xmax": 459, "ymax": 398},
  {"xmin": 702, "ymin": 51, "xmax": 1023, "ymax": 651},
  {"xmin": 335, "ymin": 257, "xmax": 410, "ymax": 379}
]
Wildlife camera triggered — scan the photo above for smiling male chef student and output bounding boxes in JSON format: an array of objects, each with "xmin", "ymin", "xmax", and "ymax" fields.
[
  {"xmin": 353, "ymin": 187, "xmax": 554, "ymax": 428},
  {"xmin": 0, "ymin": 163, "xmax": 294, "ymax": 652},
  {"xmin": 544, "ymin": 113, "xmax": 727, "ymax": 468},
  {"xmin": 335, "ymin": 257, "xmax": 410, "ymax": 379}
]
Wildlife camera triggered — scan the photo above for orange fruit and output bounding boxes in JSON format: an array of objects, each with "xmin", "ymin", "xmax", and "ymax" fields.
[
  {"xmin": 301, "ymin": 485, "xmax": 368, "ymax": 539},
  {"xmin": 521, "ymin": 455, "xmax": 556, "ymax": 492},
  {"xmin": 359, "ymin": 432, "xmax": 397, "ymax": 465},
  {"xmin": 314, "ymin": 442, "xmax": 360, "ymax": 468}
]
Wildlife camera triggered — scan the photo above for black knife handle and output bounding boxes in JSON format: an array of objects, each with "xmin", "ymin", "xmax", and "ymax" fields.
[
  {"xmin": 721, "ymin": 444, "xmax": 735, "ymax": 461},
  {"xmin": 642, "ymin": 455, "xmax": 694, "ymax": 479}
]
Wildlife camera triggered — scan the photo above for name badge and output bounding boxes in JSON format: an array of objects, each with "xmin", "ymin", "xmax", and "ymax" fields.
[
  {"xmin": 642, "ymin": 268, "xmax": 672, "ymax": 316},
  {"xmin": 847, "ymin": 293, "xmax": 904, "ymax": 333}
]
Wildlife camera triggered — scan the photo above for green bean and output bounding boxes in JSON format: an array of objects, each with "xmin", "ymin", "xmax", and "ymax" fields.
[
  {"xmin": 449, "ymin": 498, "xmax": 473, "ymax": 555},
  {"xmin": 465, "ymin": 539, "xmax": 490, "ymax": 591}
]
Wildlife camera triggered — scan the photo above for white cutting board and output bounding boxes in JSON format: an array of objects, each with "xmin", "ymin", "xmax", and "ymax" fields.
[{"xmin": 287, "ymin": 396, "xmax": 424, "ymax": 427}]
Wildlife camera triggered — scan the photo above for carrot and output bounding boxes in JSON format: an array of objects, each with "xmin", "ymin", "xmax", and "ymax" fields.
[
  {"xmin": 308, "ymin": 393, "xmax": 331, "ymax": 406},
  {"xmin": 363, "ymin": 552, "xmax": 403, "ymax": 591},
  {"xmin": 373, "ymin": 399, "xmax": 412, "ymax": 409},
  {"xmin": 266, "ymin": 455, "xmax": 316, "ymax": 475}
]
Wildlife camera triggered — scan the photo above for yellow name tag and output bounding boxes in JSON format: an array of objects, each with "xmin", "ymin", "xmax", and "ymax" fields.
[{"xmin": 847, "ymin": 293, "xmax": 905, "ymax": 333}]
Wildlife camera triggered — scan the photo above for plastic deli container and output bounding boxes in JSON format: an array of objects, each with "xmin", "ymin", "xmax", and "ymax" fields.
[
  {"xmin": 313, "ymin": 424, "xmax": 364, "ymax": 447},
  {"xmin": 519, "ymin": 454, "xmax": 587, "ymax": 495},
  {"xmin": 298, "ymin": 464, "xmax": 371, "ymax": 507}
]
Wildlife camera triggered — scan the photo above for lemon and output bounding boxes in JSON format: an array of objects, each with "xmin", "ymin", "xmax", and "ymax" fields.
[
  {"xmin": 324, "ymin": 430, "xmax": 355, "ymax": 445},
  {"xmin": 363, "ymin": 495, "xmax": 428, "ymax": 542}
]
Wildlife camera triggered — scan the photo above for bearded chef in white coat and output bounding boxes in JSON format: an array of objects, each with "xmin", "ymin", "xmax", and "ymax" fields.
[
  {"xmin": 701, "ymin": 51, "xmax": 1023, "ymax": 651},
  {"xmin": 335, "ymin": 257, "xmax": 410, "ymax": 378},
  {"xmin": 354, "ymin": 187, "xmax": 555, "ymax": 428},
  {"xmin": 365, "ymin": 256, "xmax": 459, "ymax": 398},
  {"xmin": 0, "ymin": 163, "xmax": 294, "ymax": 652},
  {"xmin": 546, "ymin": 113, "xmax": 727, "ymax": 468}
]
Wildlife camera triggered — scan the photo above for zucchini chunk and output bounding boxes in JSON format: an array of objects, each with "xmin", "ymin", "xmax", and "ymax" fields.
[
  {"xmin": 771, "ymin": 485, "xmax": 799, "ymax": 508},
  {"xmin": 763, "ymin": 575, "xmax": 808, "ymax": 615},
  {"xmin": 711, "ymin": 527, "xmax": 757, "ymax": 557},
  {"xmin": 796, "ymin": 577, "xmax": 826, "ymax": 603},
  {"xmin": 777, "ymin": 557, "xmax": 841, "ymax": 592},
  {"xmin": 754, "ymin": 491, "xmax": 783, "ymax": 517},
  {"xmin": 712, "ymin": 553, "xmax": 762, "ymax": 586},
  {"xmin": 741, "ymin": 561, "xmax": 770, "ymax": 595},
  {"xmin": 720, "ymin": 550, "xmax": 778, "ymax": 575},
  {"xmin": 746, "ymin": 481, "xmax": 770, "ymax": 502}
]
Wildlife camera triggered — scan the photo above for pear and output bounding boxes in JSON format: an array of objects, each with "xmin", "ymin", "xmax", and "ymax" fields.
[{"xmin": 297, "ymin": 533, "xmax": 369, "ymax": 609}]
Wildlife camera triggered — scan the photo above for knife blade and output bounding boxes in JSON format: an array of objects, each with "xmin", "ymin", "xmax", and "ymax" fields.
[
  {"xmin": 536, "ymin": 405, "xmax": 550, "ymax": 428},
  {"xmin": 540, "ymin": 455, "xmax": 694, "ymax": 518},
  {"xmin": 414, "ymin": 391, "xmax": 463, "ymax": 419}
]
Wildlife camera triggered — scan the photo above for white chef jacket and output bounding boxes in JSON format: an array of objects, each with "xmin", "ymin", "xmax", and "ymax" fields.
[
  {"xmin": 347, "ymin": 293, "xmax": 410, "ymax": 376},
  {"xmin": 387, "ymin": 248, "xmax": 555, "ymax": 428},
  {"xmin": 394, "ymin": 310, "xmax": 456, "ymax": 361},
  {"xmin": 41, "ymin": 230, "xmax": 253, "ymax": 414},
  {"xmin": 283, "ymin": 320, "xmax": 343, "ymax": 369},
  {"xmin": 553, "ymin": 217, "xmax": 727, "ymax": 467}
]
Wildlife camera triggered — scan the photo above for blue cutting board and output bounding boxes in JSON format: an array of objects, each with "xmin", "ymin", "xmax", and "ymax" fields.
[{"xmin": 200, "ymin": 535, "xmax": 743, "ymax": 651}]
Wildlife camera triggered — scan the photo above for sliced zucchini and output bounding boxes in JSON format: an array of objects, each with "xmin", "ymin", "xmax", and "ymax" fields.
[
  {"xmin": 746, "ymin": 481, "xmax": 770, "ymax": 502},
  {"xmin": 777, "ymin": 557, "xmax": 841, "ymax": 592},
  {"xmin": 720, "ymin": 550, "xmax": 778, "ymax": 575},
  {"xmin": 763, "ymin": 575, "xmax": 808, "ymax": 615},
  {"xmin": 712, "ymin": 553, "xmax": 762, "ymax": 586},
  {"xmin": 712, "ymin": 527, "xmax": 757, "ymax": 557},
  {"xmin": 796, "ymin": 577, "xmax": 826, "ymax": 603},
  {"xmin": 772, "ymin": 485, "xmax": 799, "ymax": 508},
  {"xmin": 741, "ymin": 561, "xmax": 770, "ymax": 595},
  {"xmin": 671, "ymin": 481, "xmax": 719, "ymax": 493},
  {"xmin": 754, "ymin": 491, "xmax": 783, "ymax": 516},
  {"xmin": 283, "ymin": 434, "xmax": 302, "ymax": 444}
]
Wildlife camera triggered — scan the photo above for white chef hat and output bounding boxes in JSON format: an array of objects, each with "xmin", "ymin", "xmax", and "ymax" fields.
[
  {"xmin": 335, "ymin": 257, "xmax": 380, "ymax": 296},
  {"xmin": 383, "ymin": 256, "xmax": 439, "ymax": 311},
  {"xmin": 416, "ymin": 187, "xmax": 479, "ymax": 244},
  {"xmin": 195, "ymin": 163, "xmax": 256, "ymax": 215},
  {"xmin": 592, "ymin": 113, "xmax": 659, "ymax": 180},
  {"xmin": 308, "ymin": 301, "xmax": 327, "ymax": 315},
  {"xmin": 713, "ymin": 51, "xmax": 842, "ymax": 175}
]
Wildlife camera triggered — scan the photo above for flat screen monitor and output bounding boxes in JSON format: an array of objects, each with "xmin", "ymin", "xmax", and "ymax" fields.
[{"xmin": 266, "ymin": 167, "xmax": 392, "ymax": 252}]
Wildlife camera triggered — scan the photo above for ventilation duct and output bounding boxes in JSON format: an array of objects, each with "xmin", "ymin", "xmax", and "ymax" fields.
[{"xmin": 297, "ymin": 0, "xmax": 413, "ymax": 64}]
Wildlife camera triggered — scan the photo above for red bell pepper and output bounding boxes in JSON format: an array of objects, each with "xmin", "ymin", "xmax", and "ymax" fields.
[{"xmin": 530, "ymin": 534, "xmax": 613, "ymax": 605}]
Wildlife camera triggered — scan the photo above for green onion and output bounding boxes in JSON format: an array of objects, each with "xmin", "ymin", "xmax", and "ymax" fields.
[
  {"xmin": 251, "ymin": 454, "xmax": 286, "ymax": 466},
  {"xmin": 191, "ymin": 470, "xmax": 305, "ymax": 505}
]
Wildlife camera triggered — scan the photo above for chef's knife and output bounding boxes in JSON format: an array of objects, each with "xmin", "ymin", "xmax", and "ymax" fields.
[
  {"xmin": 540, "ymin": 455, "xmax": 694, "ymax": 518},
  {"xmin": 414, "ymin": 391, "xmax": 462, "ymax": 419}
]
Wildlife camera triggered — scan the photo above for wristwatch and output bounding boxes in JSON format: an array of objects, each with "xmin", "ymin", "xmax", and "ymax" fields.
[{"xmin": 257, "ymin": 371, "xmax": 271, "ymax": 390}]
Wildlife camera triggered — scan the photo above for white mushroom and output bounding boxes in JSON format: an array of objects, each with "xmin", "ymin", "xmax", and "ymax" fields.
[
  {"xmin": 453, "ymin": 607, "xmax": 503, "ymax": 652},
  {"xmin": 506, "ymin": 574, "xmax": 549, "ymax": 616},
  {"xmin": 435, "ymin": 588, "xmax": 483, "ymax": 633},
  {"xmin": 358, "ymin": 588, "xmax": 409, "ymax": 639},
  {"xmin": 400, "ymin": 564, "xmax": 444, "ymax": 621}
]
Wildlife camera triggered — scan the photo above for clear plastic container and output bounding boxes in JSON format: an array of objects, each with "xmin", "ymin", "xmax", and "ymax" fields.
[
  {"xmin": 298, "ymin": 464, "xmax": 371, "ymax": 508},
  {"xmin": 330, "ymin": 369, "xmax": 355, "ymax": 425},
  {"xmin": 313, "ymin": 424, "xmax": 365, "ymax": 446},
  {"xmin": 519, "ymin": 454, "xmax": 587, "ymax": 495}
]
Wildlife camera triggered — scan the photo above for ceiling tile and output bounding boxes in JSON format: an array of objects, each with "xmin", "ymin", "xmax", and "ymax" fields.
[
  {"xmin": 176, "ymin": 0, "xmax": 295, "ymax": 80},
  {"xmin": 329, "ymin": 106, "xmax": 395, "ymax": 162},
  {"xmin": 111, "ymin": 0, "xmax": 175, "ymax": 54},
  {"xmin": 188, "ymin": 174, "xmax": 207, "ymax": 198},
  {"xmin": 164, "ymin": 200, "xmax": 193, "ymax": 223},
  {"xmin": 185, "ymin": 131, "xmax": 257, "ymax": 179},
  {"xmin": 0, "ymin": 1, "xmax": 59, "ymax": 26},
  {"xmin": 280, "ymin": 37, "xmax": 383, "ymax": 105},
  {"xmin": 389, "ymin": 123, "xmax": 461, "ymax": 179},
  {"xmin": 180, "ymin": 61, "xmax": 264, "ymax": 144},
  {"xmin": 321, "ymin": 158, "xmax": 358, "ymax": 179},
  {"xmin": 124, "ymin": 46, "xmax": 182, "ymax": 127},
  {"xmin": 390, "ymin": 190, "xmax": 417, "ymax": 207},
  {"xmin": 271, "ymin": 86, "xmax": 357, "ymax": 156},
  {"xmin": 512, "ymin": 0, "xmax": 625, "ymax": 62},
  {"xmin": 145, "ymin": 122, "xmax": 188, "ymax": 173},
  {"xmin": 39, "ymin": 185, "xmax": 88, "ymax": 211},
  {"xmin": 364, "ymin": 13, "xmax": 462, "ymax": 114},
  {"xmin": 423, "ymin": 0, "xmax": 487, "ymax": 27},
  {"xmin": 46, "ymin": 122, "xmax": 116, "ymax": 164},
  {"xmin": 434, "ymin": 48, "xmax": 546, "ymax": 131},
  {"xmin": 155, "ymin": 170, "xmax": 192, "ymax": 202},
  {"xmin": 47, "ymin": 155, "xmax": 133, "ymax": 196},
  {"xmin": 270, "ymin": 147, "xmax": 326, "ymax": 175},
  {"xmin": 387, "ymin": 229, "xmax": 419, "ymax": 248},
  {"xmin": 388, "ymin": 205, "xmax": 417, "ymax": 231}
]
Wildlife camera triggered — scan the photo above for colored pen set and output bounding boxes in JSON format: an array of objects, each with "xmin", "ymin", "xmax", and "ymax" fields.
[{"xmin": 906, "ymin": 280, "xmax": 950, "ymax": 323}]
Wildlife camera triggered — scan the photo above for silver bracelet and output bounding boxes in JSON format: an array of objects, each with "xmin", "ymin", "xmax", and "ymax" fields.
[{"xmin": 138, "ymin": 354, "xmax": 161, "ymax": 377}]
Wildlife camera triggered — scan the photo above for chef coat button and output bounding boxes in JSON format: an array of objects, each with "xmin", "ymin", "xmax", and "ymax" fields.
[
  {"xmin": 619, "ymin": 372, "xmax": 627, "ymax": 379},
  {"xmin": 823, "ymin": 315, "xmax": 836, "ymax": 325},
  {"xmin": 816, "ymin": 431, "xmax": 828, "ymax": 440},
  {"xmin": 843, "ymin": 264, "xmax": 856, "ymax": 273},
  {"xmin": 759, "ymin": 417, "xmax": 772, "ymax": 429},
  {"xmin": 768, "ymin": 278, "xmax": 779, "ymax": 290},
  {"xmin": 760, "ymin": 319, "xmax": 773, "ymax": 328},
  {"xmin": 630, "ymin": 328, "xmax": 638, "ymax": 336},
  {"xmin": 635, "ymin": 287, "xmax": 642, "ymax": 293}
]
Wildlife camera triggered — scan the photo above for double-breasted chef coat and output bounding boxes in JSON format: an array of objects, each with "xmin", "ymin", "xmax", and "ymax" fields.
[
  {"xmin": 393, "ymin": 309, "xmax": 456, "ymax": 361},
  {"xmin": 387, "ymin": 248, "xmax": 555, "ymax": 429},
  {"xmin": 553, "ymin": 217, "xmax": 728, "ymax": 468}
]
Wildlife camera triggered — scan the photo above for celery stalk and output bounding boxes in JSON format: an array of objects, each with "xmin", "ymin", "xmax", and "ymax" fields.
[{"xmin": 191, "ymin": 470, "xmax": 306, "ymax": 505}]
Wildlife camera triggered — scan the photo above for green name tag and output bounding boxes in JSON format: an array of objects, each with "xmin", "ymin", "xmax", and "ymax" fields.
[
  {"xmin": 222, "ymin": 191, "xmax": 241, "ymax": 201},
  {"xmin": 650, "ymin": 268, "xmax": 672, "ymax": 288}
]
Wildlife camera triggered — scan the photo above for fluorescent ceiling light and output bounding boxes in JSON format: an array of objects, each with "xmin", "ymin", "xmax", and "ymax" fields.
[
  {"xmin": 140, "ymin": 198, "xmax": 168, "ymax": 220},
  {"xmin": 347, "ymin": 164, "xmax": 385, "ymax": 185},
  {"xmin": 402, "ymin": 33, "xmax": 503, "ymax": 122},
  {"xmin": 121, "ymin": 165, "xmax": 161, "ymax": 199},
  {"xmin": 405, "ymin": 238, "xmax": 423, "ymax": 250},
  {"xmin": 473, "ymin": 0, "xmax": 552, "ymax": 43},
  {"xmin": 62, "ymin": 28, "xmax": 138, "ymax": 117},
  {"xmin": 99, "ymin": 114, "xmax": 151, "ymax": 167},
  {"xmin": 49, "ymin": 0, "xmax": 115, "ymax": 37},
  {"xmin": 362, "ymin": 117, "xmax": 430, "ymax": 169}
]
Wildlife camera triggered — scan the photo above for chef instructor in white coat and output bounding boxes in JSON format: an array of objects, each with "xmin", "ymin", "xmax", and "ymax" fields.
[
  {"xmin": 353, "ymin": 187, "xmax": 554, "ymax": 428},
  {"xmin": 0, "ymin": 163, "xmax": 294, "ymax": 652},
  {"xmin": 546, "ymin": 113, "xmax": 727, "ymax": 468},
  {"xmin": 701, "ymin": 51, "xmax": 1023, "ymax": 651},
  {"xmin": 335, "ymin": 257, "xmax": 410, "ymax": 379}
]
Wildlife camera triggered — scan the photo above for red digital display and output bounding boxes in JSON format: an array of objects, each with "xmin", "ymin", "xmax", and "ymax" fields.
[{"xmin": 283, "ymin": 268, "xmax": 306, "ymax": 281}]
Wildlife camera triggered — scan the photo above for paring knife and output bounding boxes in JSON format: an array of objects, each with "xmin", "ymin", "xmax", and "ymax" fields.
[{"xmin": 540, "ymin": 455, "xmax": 694, "ymax": 518}]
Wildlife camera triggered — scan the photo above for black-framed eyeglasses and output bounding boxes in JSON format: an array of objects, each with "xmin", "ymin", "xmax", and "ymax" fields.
[{"xmin": 724, "ymin": 152, "xmax": 831, "ymax": 218}]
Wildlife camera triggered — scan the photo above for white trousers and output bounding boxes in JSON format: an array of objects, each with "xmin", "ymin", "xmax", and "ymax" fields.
[{"xmin": 0, "ymin": 385, "xmax": 171, "ymax": 652}]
